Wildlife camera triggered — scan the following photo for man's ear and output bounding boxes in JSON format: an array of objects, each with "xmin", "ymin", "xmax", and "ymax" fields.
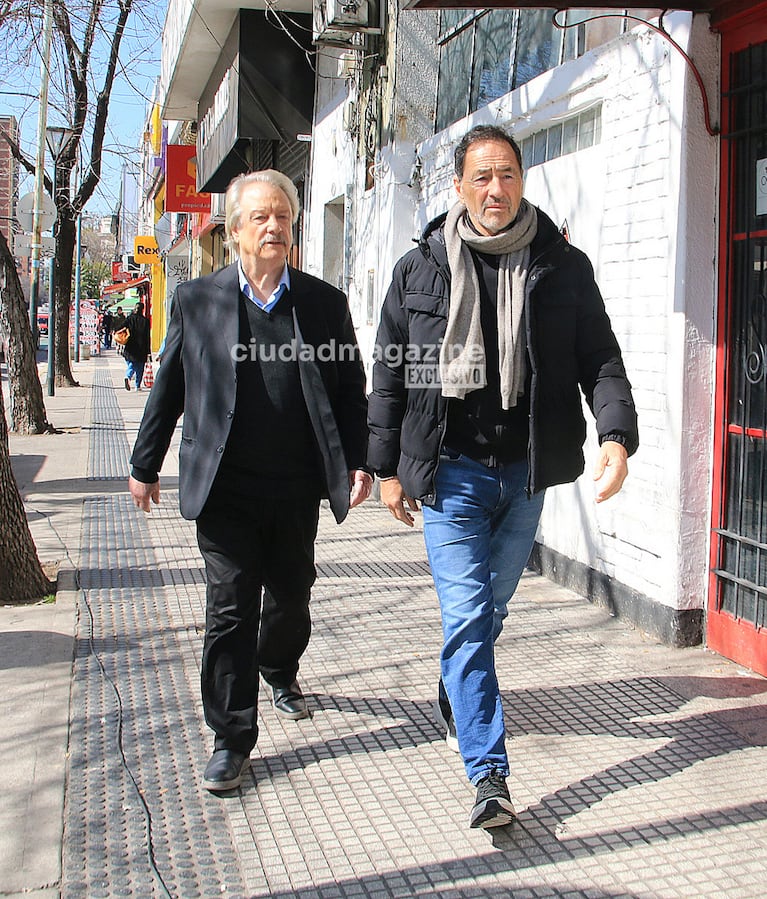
[{"xmin": 453, "ymin": 174, "xmax": 463, "ymax": 201}]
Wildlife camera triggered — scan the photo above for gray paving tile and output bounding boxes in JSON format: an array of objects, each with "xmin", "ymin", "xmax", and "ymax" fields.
[{"xmin": 48, "ymin": 355, "xmax": 767, "ymax": 898}]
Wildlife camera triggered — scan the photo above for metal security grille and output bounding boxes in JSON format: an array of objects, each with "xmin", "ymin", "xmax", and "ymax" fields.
[{"xmin": 714, "ymin": 39, "xmax": 767, "ymax": 630}]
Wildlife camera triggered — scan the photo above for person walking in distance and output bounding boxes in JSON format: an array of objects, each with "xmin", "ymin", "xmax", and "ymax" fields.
[
  {"xmin": 123, "ymin": 301, "xmax": 151, "ymax": 390},
  {"xmin": 367, "ymin": 125, "xmax": 638, "ymax": 828},
  {"xmin": 112, "ymin": 306, "xmax": 126, "ymax": 356},
  {"xmin": 128, "ymin": 169, "xmax": 371, "ymax": 793},
  {"xmin": 102, "ymin": 308, "xmax": 114, "ymax": 348}
]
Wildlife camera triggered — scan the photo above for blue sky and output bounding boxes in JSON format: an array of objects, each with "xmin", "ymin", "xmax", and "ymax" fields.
[{"xmin": 1, "ymin": 2, "xmax": 165, "ymax": 218}]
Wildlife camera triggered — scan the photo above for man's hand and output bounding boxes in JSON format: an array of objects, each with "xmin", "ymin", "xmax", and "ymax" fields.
[
  {"xmin": 380, "ymin": 476, "xmax": 420, "ymax": 527},
  {"xmin": 129, "ymin": 475, "xmax": 161, "ymax": 512},
  {"xmin": 349, "ymin": 469, "xmax": 373, "ymax": 509},
  {"xmin": 593, "ymin": 441, "xmax": 629, "ymax": 503}
]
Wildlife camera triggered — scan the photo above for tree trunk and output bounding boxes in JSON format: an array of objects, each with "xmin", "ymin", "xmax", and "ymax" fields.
[
  {"xmin": 0, "ymin": 228, "xmax": 51, "ymax": 434},
  {"xmin": 53, "ymin": 213, "xmax": 78, "ymax": 387},
  {"xmin": 0, "ymin": 367, "xmax": 53, "ymax": 603}
]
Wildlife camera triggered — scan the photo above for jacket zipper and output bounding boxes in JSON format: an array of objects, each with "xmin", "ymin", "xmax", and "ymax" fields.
[{"xmin": 523, "ymin": 238, "xmax": 564, "ymax": 496}]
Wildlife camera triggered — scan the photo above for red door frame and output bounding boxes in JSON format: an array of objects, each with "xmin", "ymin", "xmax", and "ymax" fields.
[{"xmin": 709, "ymin": 3, "xmax": 767, "ymax": 677}]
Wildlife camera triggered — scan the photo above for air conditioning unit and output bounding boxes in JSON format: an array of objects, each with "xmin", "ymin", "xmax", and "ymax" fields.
[
  {"xmin": 329, "ymin": 0, "xmax": 368, "ymax": 27},
  {"xmin": 313, "ymin": 0, "xmax": 379, "ymax": 45}
]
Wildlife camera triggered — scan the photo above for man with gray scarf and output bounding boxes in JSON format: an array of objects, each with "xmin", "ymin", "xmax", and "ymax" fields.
[{"xmin": 367, "ymin": 125, "xmax": 638, "ymax": 828}]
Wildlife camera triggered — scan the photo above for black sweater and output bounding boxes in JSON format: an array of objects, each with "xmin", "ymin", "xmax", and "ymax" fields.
[
  {"xmin": 217, "ymin": 294, "xmax": 319, "ymax": 486},
  {"xmin": 444, "ymin": 251, "xmax": 530, "ymax": 467}
]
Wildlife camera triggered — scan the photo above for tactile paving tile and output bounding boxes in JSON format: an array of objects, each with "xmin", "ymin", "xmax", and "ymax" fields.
[
  {"xmin": 147, "ymin": 501, "xmax": 767, "ymax": 899},
  {"xmin": 62, "ymin": 495, "xmax": 250, "ymax": 899},
  {"xmin": 61, "ymin": 364, "xmax": 767, "ymax": 897},
  {"xmin": 61, "ymin": 377, "xmax": 249, "ymax": 898},
  {"xmin": 86, "ymin": 363, "xmax": 131, "ymax": 480}
]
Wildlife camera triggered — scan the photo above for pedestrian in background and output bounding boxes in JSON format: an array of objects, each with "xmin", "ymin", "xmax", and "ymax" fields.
[
  {"xmin": 128, "ymin": 169, "xmax": 371, "ymax": 793},
  {"xmin": 112, "ymin": 305, "xmax": 126, "ymax": 333},
  {"xmin": 112, "ymin": 305, "xmax": 126, "ymax": 356},
  {"xmin": 123, "ymin": 301, "xmax": 151, "ymax": 390},
  {"xmin": 102, "ymin": 308, "xmax": 113, "ymax": 348},
  {"xmin": 367, "ymin": 125, "xmax": 638, "ymax": 829}
]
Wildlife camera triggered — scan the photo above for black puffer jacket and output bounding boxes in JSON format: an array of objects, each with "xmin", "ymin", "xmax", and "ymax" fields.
[{"xmin": 367, "ymin": 208, "xmax": 639, "ymax": 502}]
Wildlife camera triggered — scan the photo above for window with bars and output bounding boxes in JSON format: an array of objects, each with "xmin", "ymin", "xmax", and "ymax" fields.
[{"xmin": 715, "ymin": 38, "xmax": 767, "ymax": 629}]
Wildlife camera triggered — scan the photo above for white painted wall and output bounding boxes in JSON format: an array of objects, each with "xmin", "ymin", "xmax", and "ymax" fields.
[
  {"xmin": 305, "ymin": 5, "xmax": 439, "ymax": 382},
  {"xmin": 305, "ymin": 12, "xmax": 720, "ymax": 615}
]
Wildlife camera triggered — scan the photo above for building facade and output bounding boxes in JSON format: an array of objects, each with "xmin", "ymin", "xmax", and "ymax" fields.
[{"xmin": 158, "ymin": 2, "xmax": 767, "ymax": 675}]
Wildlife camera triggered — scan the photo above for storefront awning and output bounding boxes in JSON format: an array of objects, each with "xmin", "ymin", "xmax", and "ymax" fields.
[
  {"xmin": 196, "ymin": 10, "xmax": 314, "ymax": 194},
  {"xmin": 101, "ymin": 276, "xmax": 150, "ymax": 296}
]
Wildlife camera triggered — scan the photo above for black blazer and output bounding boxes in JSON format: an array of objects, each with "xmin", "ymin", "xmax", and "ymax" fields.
[{"xmin": 130, "ymin": 263, "xmax": 368, "ymax": 522}]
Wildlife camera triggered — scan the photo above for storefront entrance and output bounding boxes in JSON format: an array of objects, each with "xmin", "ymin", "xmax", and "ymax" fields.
[{"xmin": 710, "ymin": 9, "xmax": 767, "ymax": 676}]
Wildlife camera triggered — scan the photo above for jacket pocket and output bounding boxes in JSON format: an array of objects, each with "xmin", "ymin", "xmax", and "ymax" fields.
[
  {"xmin": 404, "ymin": 292, "xmax": 448, "ymax": 318},
  {"xmin": 404, "ymin": 292, "xmax": 447, "ymax": 356}
]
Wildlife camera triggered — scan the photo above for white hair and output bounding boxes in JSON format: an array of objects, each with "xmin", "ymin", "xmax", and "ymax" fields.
[{"xmin": 224, "ymin": 170, "xmax": 300, "ymax": 248}]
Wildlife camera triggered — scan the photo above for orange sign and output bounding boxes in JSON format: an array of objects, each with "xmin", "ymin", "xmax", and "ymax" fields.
[
  {"xmin": 165, "ymin": 145, "xmax": 211, "ymax": 213},
  {"xmin": 134, "ymin": 235, "xmax": 159, "ymax": 263}
]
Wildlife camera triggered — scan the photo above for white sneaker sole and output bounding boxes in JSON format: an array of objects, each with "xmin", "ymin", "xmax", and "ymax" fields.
[
  {"xmin": 470, "ymin": 798, "xmax": 516, "ymax": 829},
  {"xmin": 434, "ymin": 702, "xmax": 460, "ymax": 753}
]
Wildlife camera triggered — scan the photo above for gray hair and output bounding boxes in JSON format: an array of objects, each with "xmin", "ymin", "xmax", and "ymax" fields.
[{"xmin": 224, "ymin": 170, "xmax": 300, "ymax": 246}]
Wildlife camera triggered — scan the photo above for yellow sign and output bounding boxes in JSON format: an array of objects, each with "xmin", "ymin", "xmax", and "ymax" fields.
[{"xmin": 134, "ymin": 235, "xmax": 160, "ymax": 263}]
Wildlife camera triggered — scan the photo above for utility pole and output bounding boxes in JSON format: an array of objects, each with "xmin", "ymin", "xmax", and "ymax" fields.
[
  {"xmin": 74, "ymin": 213, "xmax": 82, "ymax": 362},
  {"xmin": 28, "ymin": 0, "xmax": 54, "ymax": 344},
  {"xmin": 45, "ymin": 125, "xmax": 74, "ymax": 398},
  {"xmin": 46, "ymin": 256, "xmax": 55, "ymax": 396}
]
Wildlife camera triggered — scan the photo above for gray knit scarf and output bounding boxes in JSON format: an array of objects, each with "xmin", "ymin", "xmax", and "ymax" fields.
[{"xmin": 440, "ymin": 198, "xmax": 538, "ymax": 408}]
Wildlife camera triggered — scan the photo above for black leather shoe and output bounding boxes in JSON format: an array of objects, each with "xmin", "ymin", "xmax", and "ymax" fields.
[
  {"xmin": 272, "ymin": 681, "xmax": 309, "ymax": 720},
  {"xmin": 202, "ymin": 749, "xmax": 250, "ymax": 793}
]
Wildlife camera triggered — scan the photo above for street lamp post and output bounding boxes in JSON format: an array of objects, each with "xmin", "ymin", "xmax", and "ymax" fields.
[
  {"xmin": 74, "ymin": 213, "xmax": 82, "ymax": 362},
  {"xmin": 45, "ymin": 125, "xmax": 73, "ymax": 398}
]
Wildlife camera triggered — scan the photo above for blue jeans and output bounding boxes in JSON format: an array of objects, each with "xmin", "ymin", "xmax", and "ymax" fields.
[
  {"xmin": 422, "ymin": 451, "xmax": 545, "ymax": 785},
  {"xmin": 125, "ymin": 359, "xmax": 145, "ymax": 388}
]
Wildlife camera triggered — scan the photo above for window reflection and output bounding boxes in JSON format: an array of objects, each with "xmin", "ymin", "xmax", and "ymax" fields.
[{"xmin": 437, "ymin": 9, "xmax": 625, "ymax": 132}]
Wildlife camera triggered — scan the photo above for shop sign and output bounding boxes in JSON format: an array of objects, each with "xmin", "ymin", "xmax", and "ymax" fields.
[
  {"xmin": 196, "ymin": 59, "xmax": 240, "ymax": 192},
  {"xmin": 165, "ymin": 145, "xmax": 211, "ymax": 213},
  {"xmin": 134, "ymin": 235, "xmax": 160, "ymax": 263}
]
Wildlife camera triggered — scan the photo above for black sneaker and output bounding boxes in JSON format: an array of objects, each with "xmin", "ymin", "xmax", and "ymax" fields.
[
  {"xmin": 470, "ymin": 771, "xmax": 516, "ymax": 829},
  {"xmin": 435, "ymin": 697, "xmax": 459, "ymax": 753}
]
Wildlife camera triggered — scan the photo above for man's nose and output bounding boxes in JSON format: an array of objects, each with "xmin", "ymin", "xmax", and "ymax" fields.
[{"xmin": 487, "ymin": 175, "xmax": 505, "ymax": 196}]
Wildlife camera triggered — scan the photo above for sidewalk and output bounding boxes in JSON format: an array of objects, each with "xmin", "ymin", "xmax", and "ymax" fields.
[{"xmin": 2, "ymin": 349, "xmax": 767, "ymax": 898}]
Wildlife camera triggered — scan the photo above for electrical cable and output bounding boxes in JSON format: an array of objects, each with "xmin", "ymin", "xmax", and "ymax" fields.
[{"xmin": 552, "ymin": 10, "xmax": 719, "ymax": 136}]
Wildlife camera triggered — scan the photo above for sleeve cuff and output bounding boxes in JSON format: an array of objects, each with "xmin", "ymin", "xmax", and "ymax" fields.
[{"xmin": 131, "ymin": 466, "xmax": 159, "ymax": 483}]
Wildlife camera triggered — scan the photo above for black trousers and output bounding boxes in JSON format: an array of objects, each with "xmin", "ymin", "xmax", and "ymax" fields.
[{"xmin": 196, "ymin": 484, "xmax": 321, "ymax": 753}]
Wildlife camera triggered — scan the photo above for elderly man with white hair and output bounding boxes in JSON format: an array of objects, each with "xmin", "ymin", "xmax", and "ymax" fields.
[{"xmin": 129, "ymin": 170, "xmax": 371, "ymax": 793}]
